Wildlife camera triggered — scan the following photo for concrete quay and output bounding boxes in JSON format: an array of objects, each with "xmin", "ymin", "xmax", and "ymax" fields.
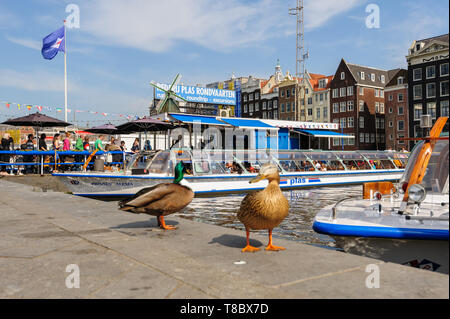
[{"xmin": 0, "ymin": 178, "xmax": 448, "ymax": 299}]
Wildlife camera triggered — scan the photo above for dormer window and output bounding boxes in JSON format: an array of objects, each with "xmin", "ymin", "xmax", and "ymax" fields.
[
  {"xmin": 397, "ymin": 77, "xmax": 404, "ymax": 85},
  {"xmin": 361, "ymin": 71, "xmax": 365, "ymax": 80},
  {"xmin": 371, "ymin": 74, "xmax": 375, "ymax": 81},
  {"xmin": 381, "ymin": 75, "xmax": 385, "ymax": 83},
  {"xmin": 318, "ymin": 79, "xmax": 327, "ymax": 88},
  {"xmin": 416, "ymin": 43, "xmax": 421, "ymax": 51}
]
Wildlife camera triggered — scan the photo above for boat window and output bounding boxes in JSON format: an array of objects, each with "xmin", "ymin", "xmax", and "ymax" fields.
[
  {"xmin": 421, "ymin": 140, "xmax": 449, "ymax": 194},
  {"xmin": 392, "ymin": 152, "xmax": 409, "ymax": 168},
  {"xmin": 194, "ymin": 150, "xmax": 244, "ymax": 175},
  {"xmin": 358, "ymin": 152, "xmax": 397, "ymax": 169},
  {"xmin": 336, "ymin": 152, "xmax": 369, "ymax": 170},
  {"xmin": 147, "ymin": 151, "xmax": 171, "ymax": 174},
  {"xmin": 234, "ymin": 150, "xmax": 275, "ymax": 173},
  {"xmin": 304, "ymin": 152, "xmax": 345, "ymax": 171},
  {"xmin": 172, "ymin": 150, "xmax": 193, "ymax": 175},
  {"xmin": 399, "ymin": 141, "xmax": 423, "ymax": 186},
  {"xmin": 273, "ymin": 151, "xmax": 312, "ymax": 172}
]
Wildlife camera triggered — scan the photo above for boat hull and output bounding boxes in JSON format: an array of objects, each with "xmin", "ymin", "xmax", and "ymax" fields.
[{"xmin": 53, "ymin": 170, "xmax": 403, "ymax": 199}]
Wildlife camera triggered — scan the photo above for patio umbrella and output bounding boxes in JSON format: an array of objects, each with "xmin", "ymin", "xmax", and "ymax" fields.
[
  {"xmin": 116, "ymin": 117, "xmax": 174, "ymax": 150},
  {"xmin": 2, "ymin": 112, "xmax": 72, "ymax": 147},
  {"xmin": 85, "ymin": 123, "xmax": 118, "ymax": 135}
]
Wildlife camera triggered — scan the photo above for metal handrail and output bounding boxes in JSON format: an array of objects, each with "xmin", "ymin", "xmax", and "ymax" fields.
[{"xmin": 331, "ymin": 197, "xmax": 353, "ymax": 220}]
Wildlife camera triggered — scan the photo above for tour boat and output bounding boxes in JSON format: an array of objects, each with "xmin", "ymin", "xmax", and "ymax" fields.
[
  {"xmin": 53, "ymin": 148, "xmax": 407, "ymax": 199},
  {"xmin": 313, "ymin": 117, "xmax": 449, "ymax": 273}
]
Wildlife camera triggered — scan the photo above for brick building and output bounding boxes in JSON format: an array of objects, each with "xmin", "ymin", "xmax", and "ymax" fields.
[
  {"xmin": 329, "ymin": 58, "xmax": 388, "ymax": 150},
  {"xmin": 384, "ymin": 69, "xmax": 409, "ymax": 151}
]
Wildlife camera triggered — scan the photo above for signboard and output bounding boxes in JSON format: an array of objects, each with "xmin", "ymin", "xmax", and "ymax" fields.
[
  {"xmin": 235, "ymin": 79, "xmax": 242, "ymax": 117},
  {"xmin": 154, "ymin": 83, "xmax": 236, "ymax": 106}
]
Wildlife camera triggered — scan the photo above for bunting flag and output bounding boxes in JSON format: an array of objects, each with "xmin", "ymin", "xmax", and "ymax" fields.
[{"xmin": 1, "ymin": 100, "xmax": 140, "ymax": 122}]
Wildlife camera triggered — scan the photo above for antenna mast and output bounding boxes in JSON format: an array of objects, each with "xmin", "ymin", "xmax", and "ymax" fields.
[{"xmin": 289, "ymin": 0, "xmax": 307, "ymax": 121}]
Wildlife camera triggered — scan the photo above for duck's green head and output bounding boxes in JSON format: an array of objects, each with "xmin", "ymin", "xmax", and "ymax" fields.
[{"xmin": 173, "ymin": 161, "xmax": 186, "ymax": 184}]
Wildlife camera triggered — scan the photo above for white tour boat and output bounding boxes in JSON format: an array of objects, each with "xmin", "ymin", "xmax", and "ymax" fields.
[
  {"xmin": 53, "ymin": 148, "xmax": 407, "ymax": 199},
  {"xmin": 313, "ymin": 117, "xmax": 449, "ymax": 273}
]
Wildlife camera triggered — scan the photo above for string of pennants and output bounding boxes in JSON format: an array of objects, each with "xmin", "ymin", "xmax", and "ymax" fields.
[{"xmin": 1, "ymin": 100, "xmax": 140, "ymax": 121}]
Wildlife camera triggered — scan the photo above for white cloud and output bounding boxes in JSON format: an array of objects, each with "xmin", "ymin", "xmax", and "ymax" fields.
[
  {"xmin": 304, "ymin": 0, "xmax": 365, "ymax": 30},
  {"xmin": 0, "ymin": 69, "xmax": 71, "ymax": 92},
  {"xmin": 5, "ymin": 36, "xmax": 41, "ymax": 50}
]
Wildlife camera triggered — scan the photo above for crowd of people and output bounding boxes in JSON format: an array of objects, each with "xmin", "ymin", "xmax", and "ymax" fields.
[{"xmin": 0, "ymin": 132, "xmax": 141, "ymax": 175}]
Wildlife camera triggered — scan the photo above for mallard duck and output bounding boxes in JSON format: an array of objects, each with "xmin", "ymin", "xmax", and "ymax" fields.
[
  {"xmin": 118, "ymin": 161, "xmax": 194, "ymax": 230},
  {"xmin": 237, "ymin": 163, "xmax": 289, "ymax": 252}
]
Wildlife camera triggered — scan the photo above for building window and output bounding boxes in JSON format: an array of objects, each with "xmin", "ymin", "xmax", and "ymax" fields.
[
  {"xmin": 381, "ymin": 75, "xmax": 385, "ymax": 84},
  {"xmin": 374, "ymin": 89, "xmax": 379, "ymax": 97},
  {"xmin": 340, "ymin": 102, "xmax": 346, "ymax": 112},
  {"xmin": 281, "ymin": 103, "xmax": 285, "ymax": 113},
  {"xmin": 340, "ymin": 72, "xmax": 345, "ymax": 80},
  {"xmin": 333, "ymin": 138, "xmax": 340, "ymax": 146},
  {"xmin": 413, "ymin": 85, "xmax": 422, "ymax": 100},
  {"xmin": 366, "ymin": 133, "xmax": 371, "ymax": 143},
  {"xmin": 255, "ymin": 92, "xmax": 259, "ymax": 99},
  {"xmin": 305, "ymin": 88, "xmax": 309, "ymax": 94},
  {"xmin": 268, "ymin": 100, "xmax": 273, "ymax": 109},
  {"xmin": 348, "ymin": 133, "xmax": 355, "ymax": 146},
  {"xmin": 319, "ymin": 79, "xmax": 327, "ymax": 88},
  {"xmin": 307, "ymin": 97, "xmax": 313, "ymax": 105},
  {"xmin": 348, "ymin": 117, "xmax": 354, "ymax": 128},
  {"xmin": 359, "ymin": 133, "xmax": 364, "ymax": 143},
  {"xmin": 398, "ymin": 105, "xmax": 404, "ymax": 115},
  {"xmin": 441, "ymin": 63, "xmax": 449, "ymax": 77},
  {"xmin": 316, "ymin": 108, "xmax": 320, "ymax": 118},
  {"xmin": 347, "ymin": 86, "xmax": 353, "ymax": 96},
  {"xmin": 413, "ymin": 68, "xmax": 422, "ymax": 81},
  {"xmin": 389, "ymin": 107, "xmax": 393, "ymax": 113},
  {"xmin": 426, "ymin": 83, "xmax": 436, "ymax": 98},
  {"xmin": 332, "ymin": 88, "xmax": 338, "ymax": 98},
  {"xmin": 333, "ymin": 103, "xmax": 339, "ymax": 113},
  {"xmin": 398, "ymin": 93, "xmax": 404, "ymax": 102},
  {"xmin": 398, "ymin": 120, "xmax": 404, "ymax": 131},
  {"xmin": 359, "ymin": 100, "xmax": 364, "ymax": 111},
  {"xmin": 380, "ymin": 90, "xmax": 384, "ymax": 98},
  {"xmin": 371, "ymin": 74, "xmax": 375, "ymax": 82},
  {"xmin": 244, "ymin": 104, "xmax": 248, "ymax": 113},
  {"xmin": 286, "ymin": 90, "xmax": 290, "ymax": 98},
  {"xmin": 323, "ymin": 106, "xmax": 328, "ymax": 118},
  {"xmin": 273, "ymin": 100, "xmax": 278, "ymax": 108},
  {"xmin": 249, "ymin": 93, "xmax": 254, "ymax": 101},
  {"xmin": 307, "ymin": 108, "xmax": 313, "ymax": 116},
  {"xmin": 388, "ymin": 94, "xmax": 393, "ymax": 101},
  {"xmin": 375, "ymin": 102, "xmax": 380, "ymax": 113},
  {"xmin": 320, "ymin": 93, "xmax": 324, "ymax": 101},
  {"xmin": 359, "ymin": 87, "xmax": 364, "ymax": 95},
  {"xmin": 360, "ymin": 72, "xmax": 365, "ymax": 80},
  {"xmin": 380, "ymin": 102, "xmax": 385, "ymax": 114},
  {"xmin": 347, "ymin": 100, "xmax": 354, "ymax": 111},
  {"xmin": 249, "ymin": 103, "xmax": 254, "ymax": 112},
  {"xmin": 281, "ymin": 90, "xmax": 284, "ymax": 98},
  {"xmin": 398, "ymin": 133, "xmax": 405, "ymax": 145},
  {"xmin": 441, "ymin": 80, "xmax": 449, "ymax": 96},
  {"xmin": 286, "ymin": 102, "xmax": 291, "ymax": 112},
  {"xmin": 292, "ymin": 88, "xmax": 295, "ymax": 95},
  {"xmin": 273, "ymin": 110, "xmax": 278, "ymax": 119},
  {"xmin": 426, "ymin": 65, "xmax": 435, "ymax": 79},
  {"xmin": 340, "ymin": 117, "xmax": 346, "ymax": 128},
  {"xmin": 370, "ymin": 133, "xmax": 375, "ymax": 143},
  {"xmin": 340, "ymin": 87, "xmax": 346, "ymax": 97},
  {"xmin": 262, "ymin": 101, "xmax": 267, "ymax": 110},
  {"xmin": 262, "ymin": 112, "xmax": 267, "ymax": 119},
  {"xmin": 427, "ymin": 102, "xmax": 436, "ymax": 119},
  {"xmin": 255, "ymin": 102, "xmax": 259, "ymax": 111},
  {"xmin": 359, "ymin": 116, "xmax": 364, "ymax": 128},
  {"xmin": 414, "ymin": 104, "xmax": 422, "ymax": 120},
  {"xmin": 397, "ymin": 77, "xmax": 404, "ymax": 85},
  {"xmin": 243, "ymin": 95, "xmax": 248, "ymax": 102},
  {"xmin": 389, "ymin": 121, "xmax": 393, "ymax": 128},
  {"xmin": 441, "ymin": 100, "xmax": 449, "ymax": 117}
]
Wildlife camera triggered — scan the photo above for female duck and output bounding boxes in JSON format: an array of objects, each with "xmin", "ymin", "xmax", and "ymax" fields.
[
  {"xmin": 237, "ymin": 163, "xmax": 289, "ymax": 252},
  {"xmin": 119, "ymin": 161, "xmax": 194, "ymax": 230}
]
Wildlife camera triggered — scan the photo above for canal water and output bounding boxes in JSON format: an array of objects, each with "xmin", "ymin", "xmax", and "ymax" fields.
[{"xmin": 176, "ymin": 185, "xmax": 362, "ymax": 249}]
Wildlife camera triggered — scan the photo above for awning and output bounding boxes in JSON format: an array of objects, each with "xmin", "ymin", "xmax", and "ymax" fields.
[
  {"xmin": 218, "ymin": 118, "xmax": 278, "ymax": 130},
  {"xmin": 169, "ymin": 113, "xmax": 230, "ymax": 126},
  {"xmin": 295, "ymin": 129, "xmax": 355, "ymax": 138}
]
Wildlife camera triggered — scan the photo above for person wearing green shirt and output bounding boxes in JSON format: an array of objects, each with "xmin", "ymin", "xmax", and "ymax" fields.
[
  {"xmin": 75, "ymin": 136, "xmax": 84, "ymax": 151},
  {"xmin": 94, "ymin": 135, "xmax": 104, "ymax": 151}
]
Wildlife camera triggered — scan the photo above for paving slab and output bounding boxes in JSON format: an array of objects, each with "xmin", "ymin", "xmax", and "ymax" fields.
[{"xmin": 0, "ymin": 178, "xmax": 448, "ymax": 299}]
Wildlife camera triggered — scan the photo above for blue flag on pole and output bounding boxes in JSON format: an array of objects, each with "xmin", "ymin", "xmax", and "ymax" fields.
[{"xmin": 41, "ymin": 26, "xmax": 65, "ymax": 60}]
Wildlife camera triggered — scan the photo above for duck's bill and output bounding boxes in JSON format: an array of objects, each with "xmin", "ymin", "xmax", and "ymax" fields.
[{"xmin": 249, "ymin": 174, "xmax": 266, "ymax": 184}]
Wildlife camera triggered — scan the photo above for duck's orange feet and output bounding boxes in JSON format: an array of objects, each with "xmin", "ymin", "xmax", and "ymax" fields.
[
  {"xmin": 241, "ymin": 245, "xmax": 260, "ymax": 253},
  {"xmin": 265, "ymin": 244, "xmax": 286, "ymax": 251},
  {"xmin": 158, "ymin": 216, "xmax": 177, "ymax": 230}
]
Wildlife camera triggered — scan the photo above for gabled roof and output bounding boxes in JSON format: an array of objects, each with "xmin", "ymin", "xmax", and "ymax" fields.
[
  {"xmin": 344, "ymin": 60, "xmax": 389, "ymax": 88},
  {"xmin": 308, "ymin": 74, "xmax": 333, "ymax": 92}
]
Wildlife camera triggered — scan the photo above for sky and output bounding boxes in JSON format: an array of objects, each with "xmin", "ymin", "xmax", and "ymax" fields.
[{"xmin": 0, "ymin": 0, "xmax": 448, "ymax": 127}]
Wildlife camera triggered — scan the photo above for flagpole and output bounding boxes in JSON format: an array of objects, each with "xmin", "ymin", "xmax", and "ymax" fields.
[{"xmin": 64, "ymin": 20, "xmax": 68, "ymax": 131}]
